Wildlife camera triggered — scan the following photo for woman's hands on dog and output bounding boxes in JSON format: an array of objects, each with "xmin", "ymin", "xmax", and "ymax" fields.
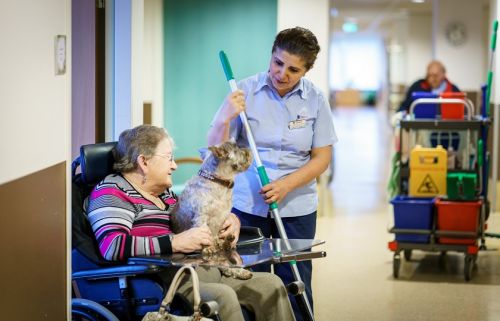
[
  {"xmin": 260, "ymin": 179, "xmax": 292, "ymax": 204},
  {"xmin": 171, "ymin": 225, "xmax": 213, "ymax": 253},
  {"xmin": 219, "ymin": 213, "xmax": 241, "ymax": 248}
]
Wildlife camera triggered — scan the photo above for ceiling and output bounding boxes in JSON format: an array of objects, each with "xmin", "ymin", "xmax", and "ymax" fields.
[
  {"xmin": 330, "ymin": 0, "xmax": 491, "ymax": 35},
  {"xmin": 330, "ymin": 0, "xmax": 433, "ymax": 34}
]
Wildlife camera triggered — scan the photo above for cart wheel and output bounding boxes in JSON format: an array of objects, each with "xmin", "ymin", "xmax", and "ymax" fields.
[
  {"xmin": 438, "ymin": 251, "xmax": 447, "ymax": 267},
  {"xmin": 438, "ymin": 251, "xmax": 446, "ymax": 267},
  {"xmin": 403, "ymin": 249, "xmax": 412, "ymax": 261},
  {"xmin": 464, "ymin": 256, "xmax": 474, "ymax": 282},
  {"xmin": 393, "ymin": 254, "xmax": 401, "ymax": 278}
]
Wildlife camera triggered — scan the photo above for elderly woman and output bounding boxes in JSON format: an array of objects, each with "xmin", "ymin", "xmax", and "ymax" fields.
[{"xmin": 86, "ymin": 124, "xmax": 295, "ymax": 321}]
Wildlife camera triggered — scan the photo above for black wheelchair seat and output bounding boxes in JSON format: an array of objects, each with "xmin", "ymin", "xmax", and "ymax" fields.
[{"xmin": 71, "ymin": 142, "xmax": 178, "ymax": 321}]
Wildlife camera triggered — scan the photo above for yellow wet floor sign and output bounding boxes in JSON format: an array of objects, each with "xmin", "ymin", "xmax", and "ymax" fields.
[
  {"xmin": 417, "ymin": 174, "xmax": 439, "ymax": 194},
  {"xmin": 409, "ymin": 145, "xmax": 447, "ymax": 196}
]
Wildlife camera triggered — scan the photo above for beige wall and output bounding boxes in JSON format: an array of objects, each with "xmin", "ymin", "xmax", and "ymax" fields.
[
  {"xmin": 143, "ymin": 0, "xmax": 164, "ymax": 127},
  {"xmin": 0, "ymin": 0, "xmax": 71, "ymax": 319},
  {"xmin": 435, "ymin": 0, "xmax": 486, "ymax": 91},
  {"xmin": 407, "ymin": 13, "xmax": 433, "ymax": 84},
  {"xmin": 277, "ymin": 0, "xmax": 330, "ymax": 96},
  {"xmin": 131, "ymin": 0, "xmax": 144, "ymax": 127},
  {"xmin": 0, "ymin": 1, "xmax": 71, "ymax": 185}
]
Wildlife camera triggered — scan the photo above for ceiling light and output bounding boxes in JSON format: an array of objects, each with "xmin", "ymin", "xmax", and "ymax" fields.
[{"xmin": 342, "ymin": 21, "xmax": 358, "ymax": 33}]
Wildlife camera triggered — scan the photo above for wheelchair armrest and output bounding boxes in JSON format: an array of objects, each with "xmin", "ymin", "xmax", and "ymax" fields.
[
  {"xmin": 237, "ymin": 226, "xmax": 265, "ymax": 246},
  {"xmin": 72, "ymin": 264, "xmax": 163, "ymax": 280}
]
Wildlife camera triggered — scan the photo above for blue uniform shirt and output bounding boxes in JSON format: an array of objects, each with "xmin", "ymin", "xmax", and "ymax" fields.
[{"xmin": 211, "ymin": 72, "xmax": 338, "ymax": 217}]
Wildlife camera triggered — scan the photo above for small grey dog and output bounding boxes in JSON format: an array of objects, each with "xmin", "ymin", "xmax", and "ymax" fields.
[{"xmin": 172, "ymin": 140, "xmax": 253, "ymax": 279}]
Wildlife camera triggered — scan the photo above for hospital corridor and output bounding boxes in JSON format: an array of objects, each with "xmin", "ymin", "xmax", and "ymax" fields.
[
  {"xmin": 2, "ymin": 0, "xmax": 500, "ymax": 320},
  {"xmin": 313, "ymin": 106, "xmax": 500, "ymax": 321}
]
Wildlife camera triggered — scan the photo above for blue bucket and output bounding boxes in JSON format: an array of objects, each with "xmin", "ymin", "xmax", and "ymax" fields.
[
  {"xmin": 391, "ymin": 196, "xmax": 435, "ymax": 243},
  {"xmin": 411, "ymin": 92, "xmax": 438, "ymax": 119}
]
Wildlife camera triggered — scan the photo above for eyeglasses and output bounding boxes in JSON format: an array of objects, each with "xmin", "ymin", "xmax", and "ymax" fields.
[{"xmin": 152, "ymin": 154, "xmax": 175, "ymax": 163}]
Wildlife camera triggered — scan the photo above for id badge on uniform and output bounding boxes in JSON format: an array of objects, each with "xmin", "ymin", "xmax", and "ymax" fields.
[{"xmin": 288, "ymin": 118, "xmax": 306, "ymax": 130}]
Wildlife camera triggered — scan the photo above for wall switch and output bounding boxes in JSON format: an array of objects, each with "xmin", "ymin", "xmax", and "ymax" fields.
[{"xmin": 54, "ymin": 35, "xmax": 66, "ymax": 75}]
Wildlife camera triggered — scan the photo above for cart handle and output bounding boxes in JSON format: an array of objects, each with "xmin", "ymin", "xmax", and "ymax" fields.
[{"xmin": 408, "ymin": 98, "xmax": 474, "ymax": 120}]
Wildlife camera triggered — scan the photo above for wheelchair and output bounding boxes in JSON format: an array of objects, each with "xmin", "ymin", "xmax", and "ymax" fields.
[{"xmin": 71, "ymin": 142, "xmax": 259, "ymax": 321}]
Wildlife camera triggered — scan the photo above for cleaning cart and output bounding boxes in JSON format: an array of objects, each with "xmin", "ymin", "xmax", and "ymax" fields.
[{"xmin": 388, "ymin": 95, "xmax": 491, "ymax": 281}]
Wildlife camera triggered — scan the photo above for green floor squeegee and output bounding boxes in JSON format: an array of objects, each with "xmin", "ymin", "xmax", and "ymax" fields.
[{"xmin": 219, "ymin": 51, "xmax": 316, "ymax": 321}]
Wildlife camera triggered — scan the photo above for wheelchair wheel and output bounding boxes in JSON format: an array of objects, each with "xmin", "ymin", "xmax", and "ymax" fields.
[{"xmin": 72, "ymin": 298, "xmax": 120, "ymax": 321}]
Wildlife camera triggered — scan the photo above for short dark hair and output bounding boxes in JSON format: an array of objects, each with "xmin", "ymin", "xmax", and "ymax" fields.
[
  {"xmin": 113, "ymin": 125, "xmax": 173, "ymax": 173},
  {"xmin": 272, "ymin": 27, "xmax": 320, "ymax": 70}
]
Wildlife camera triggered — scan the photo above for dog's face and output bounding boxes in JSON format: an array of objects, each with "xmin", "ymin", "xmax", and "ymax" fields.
[{"xmin": 207, "ymin": 141, "xmax": 252, "ymax": 173}]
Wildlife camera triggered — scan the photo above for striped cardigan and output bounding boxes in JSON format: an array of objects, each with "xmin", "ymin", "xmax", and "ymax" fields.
[{"xmin": 86, "ymin": 174, "xmax": 177, "ymax": 261}]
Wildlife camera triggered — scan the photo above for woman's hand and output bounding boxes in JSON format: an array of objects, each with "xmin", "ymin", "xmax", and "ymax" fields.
[
  {"xmin": 219, "ymin": 213, "xmax": 241, "ymax": 248},
  {"xmin": 207, "ymin": 90, "xmax": 246, "ymax": 146},
  {"xmin": 260, "ymin": 178, "xmax": 292, "ymax": 204},
  {"xmin": 171, "ymin": 225, "xmax": 213, "ymax": 253},
  {"xmin": 219, "ymin": 90, "xmax": 246, "ymax": 123},
  {"xmin": 259, "ymin": 146, "xmax": 332, "ymax": 205}
]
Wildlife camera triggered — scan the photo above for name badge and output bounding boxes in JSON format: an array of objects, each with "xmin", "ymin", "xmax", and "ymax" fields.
[{"xmin": 288, "ymin": 119, "xmax": 306, "ymax": 130}]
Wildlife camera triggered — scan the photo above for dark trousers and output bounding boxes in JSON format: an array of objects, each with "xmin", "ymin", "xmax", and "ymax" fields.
[{"xmin": 234, "ymin": 208, "xmax": 317, "ymax": 321}]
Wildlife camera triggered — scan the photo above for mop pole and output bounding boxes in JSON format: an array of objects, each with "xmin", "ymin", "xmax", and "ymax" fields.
[
  {"xmin": 489, "ymin": 20, "xmax": 499, "ymax": 215},
  {"xmin": 219, "ymin": 51, "xmax": 315, "ymax": 321},
  {"xmin": 485, "ymin": 20, "xmax": 498, "ymax": 117},
  {"xmin": 485, "ymin": 20, "xmax": 498, "ymax": 212}
]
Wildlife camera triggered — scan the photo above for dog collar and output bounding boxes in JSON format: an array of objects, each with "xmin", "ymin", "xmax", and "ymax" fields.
[{"xmin": 198, "ymin": 170, "xmax": 234, "ymax": 189}]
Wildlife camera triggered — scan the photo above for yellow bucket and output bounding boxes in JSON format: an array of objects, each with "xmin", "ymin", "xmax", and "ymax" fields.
[{"xmin": 409, "ymin": 145, "xmax": 447, "ymax": 197}]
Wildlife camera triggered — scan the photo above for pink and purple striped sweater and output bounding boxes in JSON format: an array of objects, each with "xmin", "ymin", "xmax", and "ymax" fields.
[{"xmin": 86, "ymin": 174, "xmax": 177, "ymax": 261}]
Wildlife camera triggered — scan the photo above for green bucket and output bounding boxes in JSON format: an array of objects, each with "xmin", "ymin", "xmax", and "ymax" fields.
[{"xmin": 446, "ymin": 172, "xmax": 477, "ymax": 200}]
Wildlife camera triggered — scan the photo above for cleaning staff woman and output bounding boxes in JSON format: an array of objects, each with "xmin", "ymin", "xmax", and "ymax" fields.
[{"xmin": 207, "ymin": 27, "xmax": 338, "ymax": 321}]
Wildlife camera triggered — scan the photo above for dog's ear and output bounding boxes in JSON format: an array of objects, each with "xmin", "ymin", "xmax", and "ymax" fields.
[
  {"xmin": 241, "ymin": 148, "xmax": 252, "ymax": 170},
  {"xmin": 208, "ymin": 144, "xmax": 229, "ymax": 160},
  {"xmin": 244, "ymin": 149, "xmax": 252, "ymax": 165}
]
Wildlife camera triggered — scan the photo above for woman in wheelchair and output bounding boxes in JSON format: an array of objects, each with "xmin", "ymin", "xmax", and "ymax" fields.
[{"xmin": 85, "ymin": 124, "xmax": 296, "ymax": 321}]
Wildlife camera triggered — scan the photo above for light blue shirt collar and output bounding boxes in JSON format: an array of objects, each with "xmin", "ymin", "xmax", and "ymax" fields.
[{"xmin": 431, "ymin": 80, "xmax": 447, "ymax": 95}]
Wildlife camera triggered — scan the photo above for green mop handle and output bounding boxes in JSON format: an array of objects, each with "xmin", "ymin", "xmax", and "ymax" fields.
[
  {"xmin": 219, "ymin": 50, "xmax": 315, "ymax": 321},
  {"xmin": 486, "ymin": 20, "xmax": 498, "ymax": 116},
  {"xmin": 219, "ymin": 51, "xmax": 278, "ymax": 210}
]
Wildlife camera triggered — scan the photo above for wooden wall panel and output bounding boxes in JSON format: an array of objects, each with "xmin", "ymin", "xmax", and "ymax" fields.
[{"xmin": 0, "ymin": 162, "xmax": 66, "ymax": 321}]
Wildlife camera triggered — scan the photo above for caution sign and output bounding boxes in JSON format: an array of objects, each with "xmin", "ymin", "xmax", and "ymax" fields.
[
  {"xmin": 409, "ymin": 145, "xmax": 447, "ymax": 197},
  {"xmin": 417, "ymin": 174, "xmax": 439, "ymax": 194}
]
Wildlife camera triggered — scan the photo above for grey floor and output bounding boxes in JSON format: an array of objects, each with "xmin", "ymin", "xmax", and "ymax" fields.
[{"xmin": 312, "ymin": 106, "xmax": 500, "ymax": 321}]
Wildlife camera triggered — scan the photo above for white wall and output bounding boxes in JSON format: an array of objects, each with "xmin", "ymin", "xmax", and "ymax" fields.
[
  {"xmin": 0, "ymin": 0, "xmax": 71, "ymax": 184},
  {"xmin": 131, "ymin": 0, "xmax": 144, "ymax": 127},
  {"xmin": 106, "ymin": 0, "xmax": 145, "ymax": 140},
  {"xmin": 143, "ymin": 0, "xmax": 164, "ymax": 126},
  {"xmin": 388, "ymin": 16, "xmax": 409, "ymax": 86},
  {"xmin": 277, "ymin": 0, "xmax": 330, "ymax": 95},
  {"xmin": 406, "ymin": 13, "xmax": 433, "ymax": 84},
  {"xmin": 0, "ymin": 1, "xmax": 71, "ymax": 318},
  {"xmin": 435, "ymin": 0, "xmax": 486, "ymax": 91}
]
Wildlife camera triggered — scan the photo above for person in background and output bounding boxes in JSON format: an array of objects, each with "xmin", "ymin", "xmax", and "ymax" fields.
[
  {"xmin": 207, "ymin": 26, "xmax": 338, "ymax": 321},
  {"xmin": 398, "ymin": 60, "xmax": 460, "ymax": 112},
  {"xmin": 86, "ymin": 124, "xmax": 296, "ymax": 321}
]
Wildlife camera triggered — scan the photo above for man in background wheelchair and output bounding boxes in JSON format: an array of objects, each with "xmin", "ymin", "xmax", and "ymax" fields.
[{"xmin": 76, "ymin": 124, "xmax": 295, "ymax": 321}]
